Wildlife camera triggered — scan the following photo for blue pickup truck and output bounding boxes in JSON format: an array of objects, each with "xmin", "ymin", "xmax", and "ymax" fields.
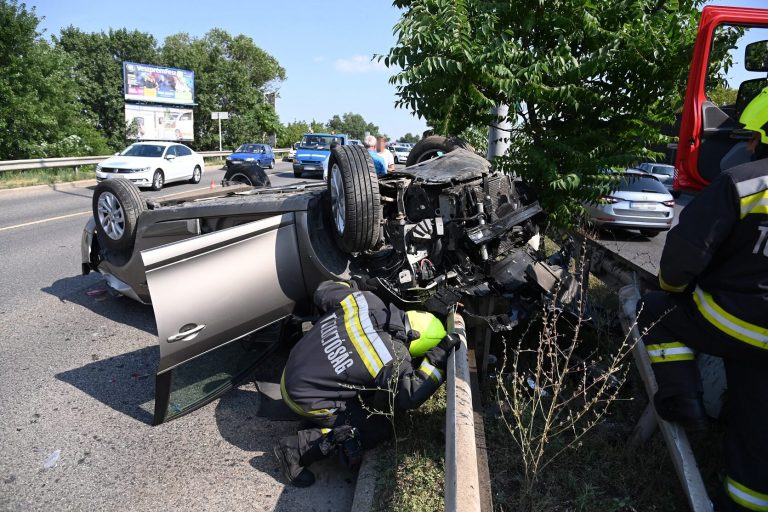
[{"xmin": 293, "ymin": 133, "xmax": 347, "ymax": 178}]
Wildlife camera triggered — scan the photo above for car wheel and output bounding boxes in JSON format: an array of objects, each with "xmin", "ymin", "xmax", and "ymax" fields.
[
  {"xmin": 92, "ymin": 179, "xmax": 146, "ymax": 253},
  {"xmin": 223, "ymin": 163, "xmax": 271, "ymax": 187},
  {"xmin": 327, "ymin": 145, "xmax": 381, "ymax": 253},
  {"xmin": 151, "ymin": 170, "xmax": 164, "ymax": 191},
  {"xmin": 640, "ymin": 229, "xmax": 660, "ymax": 238},
  {"xmin": 189, "ymin": 165, "xmax": 202, "ymax": 184},
  {"xmin": 294, "ymin": 170, "xmax": 302, "ymax": 178},
  {"xmin": 269, "ymin": 159, "xmax": 275, "ymax": 169},
  {"xmin": 405, "ymin": 135, "xmax": 474, "ymax": 167}
]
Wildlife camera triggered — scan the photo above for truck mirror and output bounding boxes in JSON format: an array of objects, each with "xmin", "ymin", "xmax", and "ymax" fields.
[{"xmin": 745, "ymin": 40, "xmax": 768, "ymax": 72}]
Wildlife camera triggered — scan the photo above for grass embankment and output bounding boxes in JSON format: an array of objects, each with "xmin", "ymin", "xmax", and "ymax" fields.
[
  {"xmin": 372, "ymin": 275, "xmax": 725, "ymax": 511},
  {"xmin": 0, "ymin": 165, "xmax": 96, "ymax": 189}
]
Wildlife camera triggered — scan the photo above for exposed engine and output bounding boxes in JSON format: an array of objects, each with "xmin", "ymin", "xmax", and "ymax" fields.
[{"xmin": 356, "ymin": 149, "xmax": 574, "ymax": 324}]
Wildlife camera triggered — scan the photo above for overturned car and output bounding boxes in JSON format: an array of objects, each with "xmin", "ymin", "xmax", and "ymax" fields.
[{"xmin": 81, "ymin": 142, "xmax": 574, "ymax": 424}]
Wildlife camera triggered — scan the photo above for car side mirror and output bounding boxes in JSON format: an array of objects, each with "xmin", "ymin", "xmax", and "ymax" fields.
[
  {"xmin": 745, "ymin": 40, "xmax": 768, "ymax": 72},
  {"xmin": 166, "ymin": 154, "xmax": 176, "ymax": 160}
]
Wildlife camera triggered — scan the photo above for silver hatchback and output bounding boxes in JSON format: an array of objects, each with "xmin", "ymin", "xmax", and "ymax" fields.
[{"xmin": 586, "ymin": 172, "xmax": 675, "ymax": 237}]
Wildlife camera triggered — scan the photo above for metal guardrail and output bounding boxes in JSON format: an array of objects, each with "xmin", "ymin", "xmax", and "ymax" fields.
[
  {"xmin": 0, "ymin": 149, "xmax": 289, "ymax": 173},
  {"xmin": 445, "ymin": 310, "xmax": 482, "ymax": 512}
]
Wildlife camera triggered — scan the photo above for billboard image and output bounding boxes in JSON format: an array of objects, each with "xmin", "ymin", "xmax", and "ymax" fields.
[
  {"xmin": 125, "ymin": 104, "xmax": 194, "ymax": 141},
  {"xmin": 123, "ymin": 62, "xmax": 195, "ymax": 106}
]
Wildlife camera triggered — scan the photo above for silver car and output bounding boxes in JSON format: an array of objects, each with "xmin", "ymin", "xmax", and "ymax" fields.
[
  {"xmin": 586, "ymin": 172, "xmax": 675, "ymax": 237},
  {"xmin": 391, "ymin": 144, "xmax": 411, "ymax": 164},
  {"xmin": 80, "ymin": 146, "xmax": 576, "ymax": 425},
  {"xmin": 637, "ymin": 163, "xmax": 676, "ymax": 194}
]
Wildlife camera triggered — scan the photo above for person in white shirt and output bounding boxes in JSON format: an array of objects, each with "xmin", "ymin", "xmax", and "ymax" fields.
[{"xmin": 376, "ymin": 136, "xmax": 395, "ymax": 173}]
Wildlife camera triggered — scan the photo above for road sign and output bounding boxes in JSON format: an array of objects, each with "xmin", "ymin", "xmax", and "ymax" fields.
[{"xmin": 211, "ymin": 112, "xmax": 229, "ymax": 120}]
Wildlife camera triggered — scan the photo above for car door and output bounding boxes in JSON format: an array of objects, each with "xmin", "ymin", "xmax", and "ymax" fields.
[
  {"xmin": 260, "ymin": 145, "xmax": 270, "ymax": 167},
  {"xmin": 141, "ymin": 213, "xmax": 306, "ymax": 424},
  {"xmin": 176, "ymin": 145, "xmax": 194, "ymax": 178},
  {"xmin": 162, "ymin": 145, "xmax": 179, "ymax": 181}
]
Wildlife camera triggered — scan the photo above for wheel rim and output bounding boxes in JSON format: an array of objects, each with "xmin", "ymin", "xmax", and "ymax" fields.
[
  {"xmin": 193, "ymin": 167, "xmax": 201, "ymax": 181},
  {"xmin": 154, "ymin": 172, "xmax": 163, "ymax": 188},
  {"xmin": 230, "ymin": 173, "xmax": 253, "ymax": 185},
  {"xmin": 330, "ymin": 164, "xmax": 345, "ymax": 234},
  {"xmin": 415, "ymin": 149, "xmax": 442, "ymax": 164},
  {"xmin": 96, "ymin": 191, "xmax": 125, "ymax": 240}
]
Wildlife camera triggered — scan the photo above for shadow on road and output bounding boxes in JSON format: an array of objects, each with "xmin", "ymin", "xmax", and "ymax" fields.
[
  {"xmin": 42, "ymin": 275, "xmax": 157, "ymax": 335},
  {"xmin": 595, "ymin": 228, "xmax": 657, "ymax": 242},
  {"xmin": 55, "ymin": 345, "xmax": 158, "ymax": 424}
]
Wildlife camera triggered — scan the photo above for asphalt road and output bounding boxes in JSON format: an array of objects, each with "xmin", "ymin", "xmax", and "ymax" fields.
[{"xmin": 0, "ymin": 161, "xmax": 358, "ymax": 512}]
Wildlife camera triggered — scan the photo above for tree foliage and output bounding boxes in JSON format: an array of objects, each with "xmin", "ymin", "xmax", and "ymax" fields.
[
  {"xmin": 327, "ymin": 112, "xmax": 380, "ymax": 140},
  {"xmin": 385, "ymin": 0, "xmax": 740, "ymax": 224},
  {"xmin": 278, "ymin": 120, "xmax": 310, "ymax": 148},
  {"xmin": 0, "ymin": 1, "xmax": 108, "ymax": 159},
  {"xmin": 398, "ymin": 132, "xmax": 421, "ymax": 143}
]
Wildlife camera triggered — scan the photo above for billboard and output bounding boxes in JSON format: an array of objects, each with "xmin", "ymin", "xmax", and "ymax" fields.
[
  {"xmin": 125, "ymin": 104, "xmax": 194, "ymax": 141},
  {"xmin": 123, "ymin": 61, "xmax": 195, "ymax": 106}
]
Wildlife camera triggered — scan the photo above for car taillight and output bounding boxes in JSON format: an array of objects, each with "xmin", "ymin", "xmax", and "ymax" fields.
[
  {"xmin": 662, "ymin": 200, "xmax": 675, "ymax": 207},
  {"xmin": 599, "ymin": 196, "xmax": 620, "ymax": 204}
]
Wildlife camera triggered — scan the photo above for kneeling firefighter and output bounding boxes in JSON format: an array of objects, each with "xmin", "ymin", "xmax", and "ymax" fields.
[
  {"xmin": 637, "ymin": 87, "xmax": 768, "ymax": 511},
  {"xmin": 274, "ymin": 280, "xmax": 460, "ymax": 487}
]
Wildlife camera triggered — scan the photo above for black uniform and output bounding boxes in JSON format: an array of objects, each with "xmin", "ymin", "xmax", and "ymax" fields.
[
  {"xmin": 281, "ymin": 281, "xmax": 454, "ymax": 467},
  {"xmin": 638, "ymin": 158, "xmax": 768, "ymax": 512}
]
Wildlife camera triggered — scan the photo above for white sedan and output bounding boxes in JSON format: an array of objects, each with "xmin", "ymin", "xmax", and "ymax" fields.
[{"xmin": 95, "ymin": 142, "xmax": 204, "ymax": 191}]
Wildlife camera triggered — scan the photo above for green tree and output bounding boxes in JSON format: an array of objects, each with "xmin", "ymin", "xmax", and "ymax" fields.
[
  {"xmin": 278, "ymin": 120, "xmax": 310, "ymax": 148},
  {"xmin": 708, "ymin": 85, "xmax": 738, "ymax": 107},
  {"xmin": 159, "ymin": 29, "xmax": 285, "ymax": 150},
  {"xmin": 385, "ymin": 0, "xmax": 741, "ymax": 225},
  {"xmin": 398, "ymin": 132, "xmax": 420, "ymax": 143},
  {"xmin": 0, "ymin": 1, "xmax": 107, "ymax": 159},
  {"xmin": 326, "ymin": 112, "xmax": 379, "ymax": 139},
  {"xmin": 55, "ymin": 27, "xmax": 159, "ymax": 150},
  {"xmin": 309, "ymin": 119, "xmax": 326, "ymax": 134}
]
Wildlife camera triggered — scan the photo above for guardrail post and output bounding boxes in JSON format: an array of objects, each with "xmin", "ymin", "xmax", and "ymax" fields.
[{"xmin": 445, "ymin": 311, "xmax": 482, "ymax": 512}]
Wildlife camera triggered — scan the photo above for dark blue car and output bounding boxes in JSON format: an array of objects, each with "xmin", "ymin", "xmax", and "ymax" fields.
[{"xmin": 226, "ymin": 143, "xmax": 275, "ymax": 170}]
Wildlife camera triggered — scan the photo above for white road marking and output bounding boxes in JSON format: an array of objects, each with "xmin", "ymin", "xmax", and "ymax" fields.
[{"xmin": 0, "ymin": 210, "xmax": 91, "ymax": 232}]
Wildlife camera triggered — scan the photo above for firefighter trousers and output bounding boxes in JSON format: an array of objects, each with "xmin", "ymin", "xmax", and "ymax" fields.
[
  {"xmin": 638, "ymin": 291, "xmax": 768, "ymax": 512},
  {"xmin": 292, "ymin": 398, "xmax": 393, "ymax": 469}
]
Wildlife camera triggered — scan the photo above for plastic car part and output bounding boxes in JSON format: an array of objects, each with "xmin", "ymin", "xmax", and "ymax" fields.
[
  {"xmin": 327, "ymin": 145, "xmax": 381, "ymax": 253},
  {"xmin": 222, "ymin": 163, "xmax": 271, "ymax": 187},
  {"xmin": 91, "ymin": 178, "xmax": 146, "ymax": 253}
]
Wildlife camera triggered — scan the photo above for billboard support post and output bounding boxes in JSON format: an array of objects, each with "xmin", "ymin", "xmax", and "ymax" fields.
[{"xmin": 211, "ymin": 112, "xmax": 229, "ymax": 152}]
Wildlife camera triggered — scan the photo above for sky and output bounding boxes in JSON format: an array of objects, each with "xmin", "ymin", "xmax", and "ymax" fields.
[
  {"xmin": 30, "ymin": 0, "xmax": 768, "ymax": 141},
  {"xmin": 31, "ymin": 0, "xmax": 428, "ymax": 140}
]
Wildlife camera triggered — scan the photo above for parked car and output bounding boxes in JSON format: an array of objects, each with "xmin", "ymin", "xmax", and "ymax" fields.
[
  {"xmin": 95, "ymin": 142, "xmax": 204, "ymax": 191},
  {"xmin": 293, "ymin": 133, "xmax": 347, "ymax": 178},
  {"xmin": 391, "ymin": 144, "xmax": 411, "ymax": 164},
  {"xmin": 585, "ymin": 171, "xmax": 675, "ymax": 237},
  {"xmin": 81, "ymin": 140, "xmax": 574, "ymax": 425},
  {"xmin": 348, "ymin": 139, "xmax": 362, "ymax": 146},
  {"xmin": 226, "ymin": 144, "xmax": 275, "ymax": 170},
  {"xmin": 638, "ymin": 163, "xmax": 677, "ymax": 194}
]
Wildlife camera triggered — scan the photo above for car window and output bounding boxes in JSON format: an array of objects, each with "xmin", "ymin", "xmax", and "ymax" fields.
[
  {"xmin": 236, "ymin": 144, "xmax": 261, "ymax": 153},
  {"xmin": 121, "ymin": 144, "xmax": 166, "ymax": 157},
  {"xmin": 619, "ymin": 175, "xmax": 668, "ymax": 194},
  {"xmin": 165, "ymin": 146, "xmax": 177, "ymax": 157},
  {"xmin": 176, "ymin": 145, "xmax": 192, "ymax": 156},
  {"xmin": 651, "ymin": 165, "xmax": 674, "ymax": 176}
]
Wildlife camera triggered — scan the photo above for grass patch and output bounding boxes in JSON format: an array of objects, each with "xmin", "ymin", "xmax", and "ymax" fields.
[
  {"xmin": 0, "ymin": 165, "xmax": 96, "ymax": 189},
  {"xmin": 373, "ymin": 386, "xmax": 446, "ymax": 512}
]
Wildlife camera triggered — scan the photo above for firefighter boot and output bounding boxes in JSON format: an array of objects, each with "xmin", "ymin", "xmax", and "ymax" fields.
[
  {"xmin": 273, "ymin": 436, "xmax": 315, "ymax": 487},
  {"xmin": 653, "ymin": 392, "xmax": 709, "ymax": 431}
]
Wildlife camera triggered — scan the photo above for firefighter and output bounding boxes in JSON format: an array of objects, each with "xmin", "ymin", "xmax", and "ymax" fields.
[
  {"xmin": 273, "ymin": 280, "xmax": 460, "ymax": 487},
  {"xmin": 637, "ymin": 89, "xmax": 768, "ymax": 511}
]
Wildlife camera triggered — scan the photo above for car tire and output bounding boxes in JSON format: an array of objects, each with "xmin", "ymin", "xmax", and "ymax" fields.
[
  {"xmin": 150, "ymin": 170, "xmax": 164, "ymax": 191},
  {"xmin": 327, "ymin": 145, "xmax": 381, "ymax": 253},
  {"xmin": 223, "ymin": 163, "xmax": 271, "ymax": 187},
  {"xmin": 92, "ymin": 179, "xmax": 146, "ymax": 254},
  {"xmin": 269, "ymin": 159, "xmax": 275, "ymax": 169},
  {"xmin": 189, "ymin": 165, "xmax": 202, "ymax": 184},
  {"xmin": 405, "ymin": 135, "xmax": 474, "ymax": 167},
  {"xmin": 640, "ymin": 229, "xmax": 660, "ymax": 238}
]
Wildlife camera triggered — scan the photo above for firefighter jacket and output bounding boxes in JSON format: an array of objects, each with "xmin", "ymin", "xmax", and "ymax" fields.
[
  {"xmin": 281, "ymin": 281, "xmax": 451, "ymax": 417},
  {"xmin": 658, "ymin": 158, "xmax": 768, "ymax": 347}
]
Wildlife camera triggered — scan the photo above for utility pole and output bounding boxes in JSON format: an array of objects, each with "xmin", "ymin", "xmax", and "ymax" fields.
[{"xmin": 487, "ymin": 104, "xmax": 511, "ymax": 161}]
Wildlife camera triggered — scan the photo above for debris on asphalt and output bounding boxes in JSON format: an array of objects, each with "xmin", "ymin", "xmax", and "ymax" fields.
[
  {"xmin": 43, "ymin": 450, "xmax": 61, "ymax": 469},
  {"xmin": 86, "ymin": 288, "xmax": 107, "ymax": 297}
]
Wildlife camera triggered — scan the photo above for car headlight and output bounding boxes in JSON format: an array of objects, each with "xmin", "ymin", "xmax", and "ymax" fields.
[
  {"xmin": 131, "ymin": 166, "xmax": 152, "ymax": 173},
  {"xmin": 226, "ymin": 157, "xmax": 231, "ymax": 161},
  {"xmin": 96, "ymin": 164, "xmax": 102, "ymax": 172}
]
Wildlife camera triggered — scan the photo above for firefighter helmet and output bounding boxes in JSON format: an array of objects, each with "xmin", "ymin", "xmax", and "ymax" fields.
[
  {"xmin": 405, "ymin": 311, "xmax": 447, "ymax": 357},
  {"xmin": 740, "ymin": 85, "xmax": 768, "ymax": 144}
]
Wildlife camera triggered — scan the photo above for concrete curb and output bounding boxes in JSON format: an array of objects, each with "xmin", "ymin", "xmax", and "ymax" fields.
[{"xmin": 350, "ymin": 447, "xmax": 382, "ymax": 512}]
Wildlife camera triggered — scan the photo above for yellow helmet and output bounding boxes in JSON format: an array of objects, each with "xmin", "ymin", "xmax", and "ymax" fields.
[
  {"xmin": 405, "ymin": 311, "xmax": 447, "ymax": 357},
  {"xmin": 740, "ymin": 85, "xmax": 768, "ymax": 144}
]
